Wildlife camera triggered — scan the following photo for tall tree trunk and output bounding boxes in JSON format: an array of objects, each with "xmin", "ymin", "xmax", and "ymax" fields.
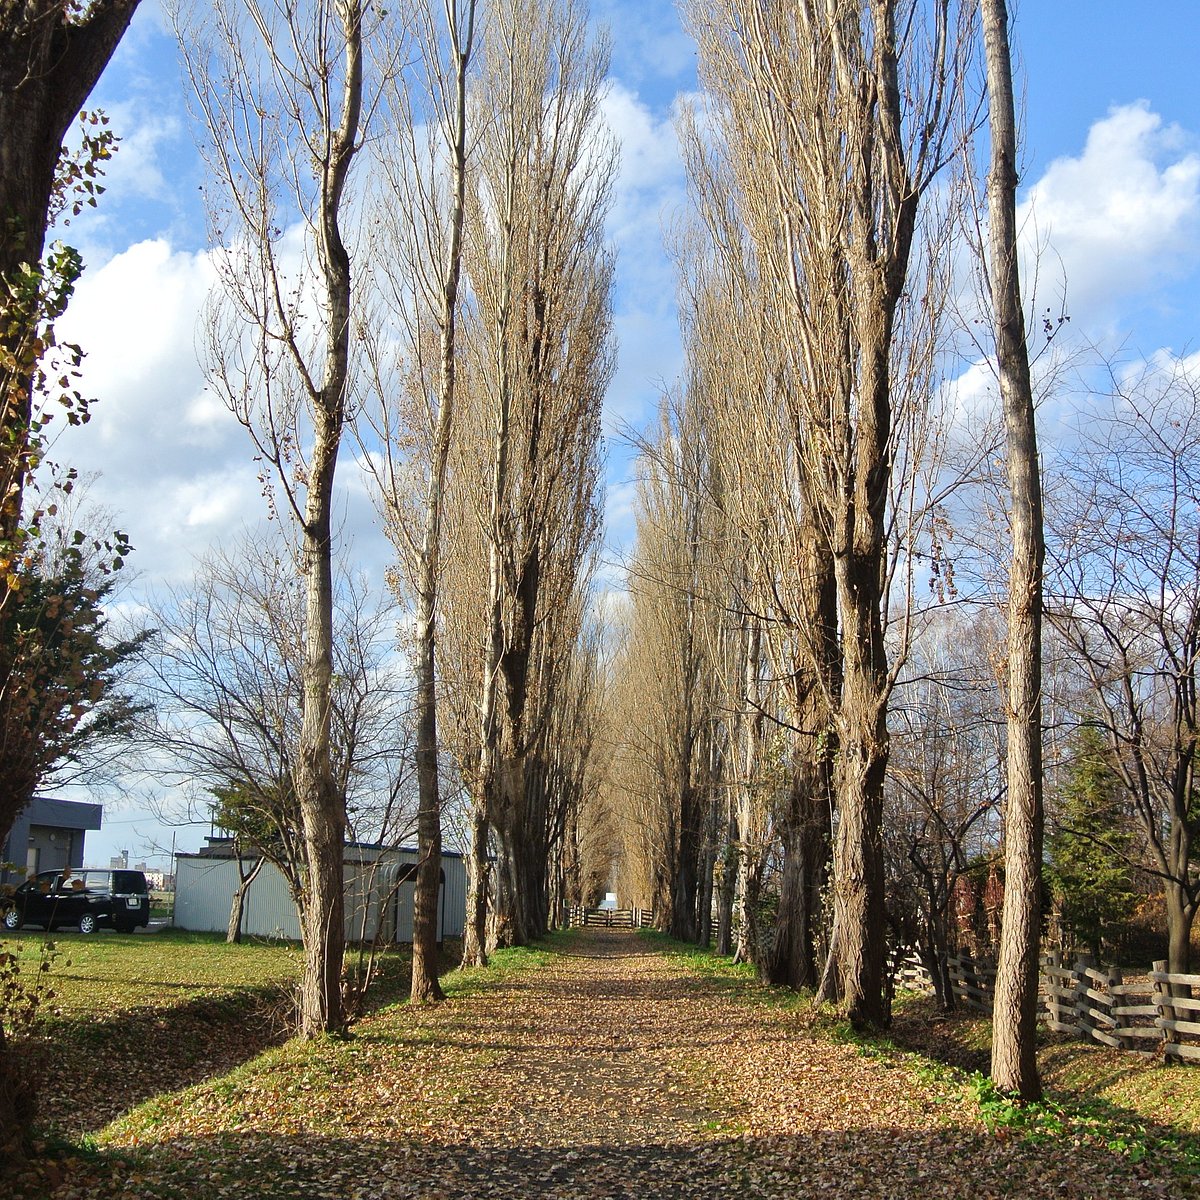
[
  {"xmin": 411, "ymin": 0, "xmax": 477, "ymax": 1004},
  {"xmin": 766, "ymin": 798, "xmax": 829, "ymax": 989},
  {"xmin": 489, "ymin": 819, "xmax": 522, "ymax": 948},
  {"xmin": 734, "ymin": 847, "xmax": 765, "ymax": 965},
  {"xmin": 767, "ymin": 517, "xmax": 836, "ymax": 989},
  {"xmin": 669, "ymin": 782, "xmax": 701, "ymax": 942},
  {"xmin": 715, "ymin": 805, "xmax": 737, "ymax": 956},
  {"xmin": 697, "ymin": 791, "xmax": 717, "ymax": 948},
  {"xmin": 983, "ymin": 0, "xmax": 1045, "ymax": 1102},
  {"xmin": 829, "ymin": 544, "xmax": 891, "ymax": 1028},
  {"xmin": 1165, "ymin": 885, "xmax": 1195, "ymax": 977},
  {"xmin": 295, "ymin": 0, "xmax": 364, "ymax": 1037},
  {"xmin": 461, "ymin": 806, "xmax": 490, "ymax": 967},
  {"xmin": 411, "ymin": 588, "xmax": 446, "ymax": 1001}
]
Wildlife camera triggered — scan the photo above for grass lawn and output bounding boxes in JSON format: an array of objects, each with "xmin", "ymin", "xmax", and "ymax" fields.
[
  {"xmin": 3, "ymin": 930, "xmax": 555, "ymax": 1199},
  {"xmin": 875, "ymin": 989, "xmax": 1200, "ymax": 1175},
  {"xmin": 2, "ymin": 927, "xmax": 455, "ymax": 1149},
  {"xmin": 3, "ymin": 926, "xmax": 302, "ymax": 1017}
]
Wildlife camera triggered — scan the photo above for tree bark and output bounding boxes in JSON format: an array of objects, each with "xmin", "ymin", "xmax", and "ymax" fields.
[
  {"xmin": 766, "ymin": 511, "xmax": 836, "ymax": 990},
  {"xmin": 766, "ymin": 795, "xmax": 829, "ymax": 989},
  {"xmin": 461, "ymin": 807, "xmax": 490, "ymax": 967},
  {"xmin": 1165, "ymin": 885, "xmax": 1195, "ymax": 977},
  {"xmin": 227, "ymin": 855, "xmax": 265, "ymax": 944},
  {"xmin": 715, "ymin": 805, "xmax": 737, "ymax": 956},
  {"xmin": 410, "ymin": 0, "xmax": 476, "ymax": 1005},
  {"xmin": 983, "ymin": 0, "xmax": 1045, "ymax": 1103},
  {"xmin": 0, "ymin": 0, "xmax": 139, "ymax": 278}
]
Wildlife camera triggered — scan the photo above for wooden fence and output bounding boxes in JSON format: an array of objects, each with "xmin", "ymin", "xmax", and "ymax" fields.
[
  {"xmin": 948, "ymin": 950, "xmax": 1200, "ymax": 1062},
  {"xmin": 890, "ymin": 948, "xmax": 934, "ymax": 991},
  {"xmin": 565, "ymin": 906, "xmax": 654, "ymax": 930},
  {"xmin": 948, "ymin": 952, "xmax": 997, "ymax": 1014}
]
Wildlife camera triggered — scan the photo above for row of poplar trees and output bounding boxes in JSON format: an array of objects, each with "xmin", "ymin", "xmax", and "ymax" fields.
[
  {"xmin": 605, "ymin": 0, "xmax": 1047, "ymax": 1100},
  {"xmin": 1, "ymin": 4, "xmax": 1048, "ymax": 1157},
  {"xmin": 0, "ymin": 0, "xmax": 616, "ymax": 1144}
]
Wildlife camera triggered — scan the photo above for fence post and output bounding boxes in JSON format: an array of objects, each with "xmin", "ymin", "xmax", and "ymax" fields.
[
  {"xmin": 1153, "ymin": 959, "xmax": 1175, "ymax": 1058},
  {"xmin": 1106, "ymin": 965, "xmax": 1124, "ymax": 1042},
  {"xmin": 1041, "ymin": 951, "xmax": 1057, "ymax": 1028},
  {"xmin": 1073, "ymin": 956, "xmax": 1095, "ymax": 1042}
]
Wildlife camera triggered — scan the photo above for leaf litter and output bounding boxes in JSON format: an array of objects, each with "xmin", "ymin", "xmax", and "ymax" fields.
[{"xmin": 7, "ymin": 928, "xmax": 1194, "ymax": 1198}]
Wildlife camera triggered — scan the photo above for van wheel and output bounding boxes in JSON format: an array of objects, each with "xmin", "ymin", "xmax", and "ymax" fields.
[
  {"xmin": 2, "ymin": 909, "xmax": 19, "ymax": 931},
  {"xmin": 78, "ymin": 912, "xmax": 97, "ymax": 934}
]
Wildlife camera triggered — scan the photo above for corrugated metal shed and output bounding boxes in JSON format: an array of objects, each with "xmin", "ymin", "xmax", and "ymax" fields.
[{"xmin": 174, "ymin": 844, "xmax": 467, "ymax": 943}]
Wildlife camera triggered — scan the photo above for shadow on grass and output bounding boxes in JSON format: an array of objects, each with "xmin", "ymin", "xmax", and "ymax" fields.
[
  {"xmin": 887, "ymin": 995, "xmax": 993, "ymax": 1076},
  {"xmin": 21, "ymin": 942, "xmax": 460, "ymax": 1141},
  {"xmin": 6, "ymin": 1121, "xmax": 1179, "ymax": 1200},
  {"xmin": 28, "ymin": 983, "xmax": 294, "ymax": 1138}
]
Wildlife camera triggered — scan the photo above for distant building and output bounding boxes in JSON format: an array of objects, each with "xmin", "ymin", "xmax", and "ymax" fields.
[
  {"xmin": 174, "ymin": 838, "xmax": 466, "ymax": 943},
  {"xmin": 1, "ymin": 796, "xmax": 103, "ymax": 887}
]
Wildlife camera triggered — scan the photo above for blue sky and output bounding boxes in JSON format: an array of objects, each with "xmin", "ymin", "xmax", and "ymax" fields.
[{"xmin": 49, "ymin": 0, "xmax": 1200, "ymax": 866}]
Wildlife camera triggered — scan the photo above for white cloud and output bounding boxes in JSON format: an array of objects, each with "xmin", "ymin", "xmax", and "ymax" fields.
[
  {"xmin": 602, "ymin": 81, "xmax": 685, "ymax": 200},
  {"xmin": 53, "ymin": 238, "xmax": 363, "ymax": 585},
  {"xmin": 1020, "ymin": 102, "xmax": 1200, "ymax": 329},
  {"xmin": 59, "ymin": 237, "xmax": 220, "ymax": 453}
]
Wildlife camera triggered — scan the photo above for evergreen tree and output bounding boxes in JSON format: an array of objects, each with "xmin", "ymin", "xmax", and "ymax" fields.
[{"xmin": 1048, "ymin": 724, "xmax": 1139, "ymax": 959}]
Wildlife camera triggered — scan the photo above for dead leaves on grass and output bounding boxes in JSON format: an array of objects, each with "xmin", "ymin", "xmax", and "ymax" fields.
[{"xmin": 7, "ymin": 930, "xmax": 1195, "ymax": 1199}]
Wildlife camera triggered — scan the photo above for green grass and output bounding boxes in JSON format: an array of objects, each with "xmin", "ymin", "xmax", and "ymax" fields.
[
  {"xmin": 881, "ymin": 993, "xmax": 1200, "ymax": 1179},
  {"xmin": 0, "ymin": 924, "xmax": 574, "ymax": 1198},
  {"xmin": 2, "ymin": 926, "xmax": 303, "ymax": 1018}
]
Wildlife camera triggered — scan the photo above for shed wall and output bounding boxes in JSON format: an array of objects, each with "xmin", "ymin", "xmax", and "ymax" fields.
[{"xmin": 174, "ymin": 849, "xmax": 467, "ymax": 943}]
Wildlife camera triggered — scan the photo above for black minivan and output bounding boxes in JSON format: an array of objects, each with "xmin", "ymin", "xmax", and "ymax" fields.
[{"xmin": 2, "ymin": 868, "xmax": 151, "ymax": 933}]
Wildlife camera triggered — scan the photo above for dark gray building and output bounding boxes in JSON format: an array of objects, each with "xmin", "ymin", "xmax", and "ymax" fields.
[{"xmin": 1, "ymin": 796, "xmax": 103, "ymax": 886}]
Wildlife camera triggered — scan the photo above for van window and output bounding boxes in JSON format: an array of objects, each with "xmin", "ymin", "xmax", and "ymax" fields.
[{"xmin": 112, "ymin": 871, "xmax": 148, "ymax": 895}]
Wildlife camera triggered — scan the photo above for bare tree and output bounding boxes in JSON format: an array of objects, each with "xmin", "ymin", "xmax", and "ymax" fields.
[
  {"xmin": 682, "ymin": 0, "xmax": 972, "ymax": 1027},
  {"xmin": 355, "ymin": 0, "xmax": 477, "ymax": 1002},
  {"xmin": 141, "ymin": 529, "xmax": 412, "ymax": 868},
  {"xmin": 886, "ymin": 610, "xmax": 1005, "ymax": 1008},
  {"xmin": 1046, "ymin": 360, "xmax": 1200, "ymax": 977},
  {"xmin": 607, "ymin": 391, "xmax": 755, "ymax": 945},
  {"xmin": 431, "ymin": 0, "xmax": 612, "ymax": 953},
  {"xmin": 175, "ymin": 0, "xmax": 376, "ymax": 1034}
]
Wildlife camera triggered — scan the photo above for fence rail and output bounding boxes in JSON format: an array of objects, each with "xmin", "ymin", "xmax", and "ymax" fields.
[
  {"xmin": 947, "ymin": 950, "xmax": 1200, "ymax": 1063},
  {"xmin": 565, "ymin": 906, "xmax": 654, "ymax": 930},
  {"xmin": 948, "ymin": 953, "xmax": 997, "ymax": 1014}
]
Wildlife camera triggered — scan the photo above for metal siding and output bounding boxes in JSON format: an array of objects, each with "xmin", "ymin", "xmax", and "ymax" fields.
[
  {"xmin": 175, "ymin": 857, "xmax": 301, "ymax": 940},
  {"xmin": 243, "ymin": 863, "xmax": 302, "ymax": 939},
  {"xmin": 442, "ymin": 855, "xmax": 466, "ymax": 937},
  {"xmin": 174, "ymin": 848, "xmax": 469, "ymax": 942}
]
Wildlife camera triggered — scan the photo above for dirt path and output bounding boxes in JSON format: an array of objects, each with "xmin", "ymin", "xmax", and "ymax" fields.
[{"xmin": 17, "ymin": 929, "xmax": 1189, "ymax": 1199}]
